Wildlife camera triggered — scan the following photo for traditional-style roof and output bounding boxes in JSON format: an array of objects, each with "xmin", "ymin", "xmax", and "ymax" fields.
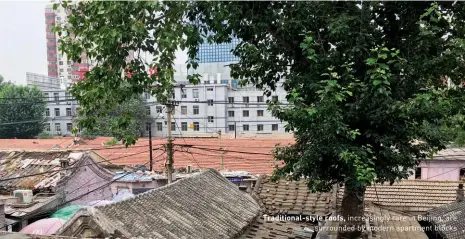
[
  {"xmin": 0, "ymin": 150, "xmax": 112, "ymax": 194},
  {"xmin": 0, "ymin": 137, "xmax": 295, "ymax": 174},
  {"xmin": 252, "ymin": 175, "xmax": 337, "ymax": 217},
  {"xmin": 239, "ymin": 216, "xmax": 314, "ymax": 239},
  {"xmin": 432, "ymin": 147, "xmax": 465, "ymax": 160},
  {"xmin": 337, "ymin": 180, "xmax": 460, "ymax": 215},
  {"xmin": 58, "ymin": 169, "xmax": 262, "ymax": 238},
  {"xmin": 426, "ymin": 200, "xmax": 465, "ymax": 239},
  {"xmin": 112, "ymin": 172, "xmax": 153, "ymax": 182},
  {"xmin": 317, "ymin": 204, "xmax": 428, "ymax": 239}
]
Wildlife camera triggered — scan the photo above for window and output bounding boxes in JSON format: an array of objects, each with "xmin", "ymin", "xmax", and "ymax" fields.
[
  {"xmin": 45, "ymin": 108, "xmax": 50, "ymax": 117},
  {"xmin": 257, "ymin": 110, "xmax": 264, "ymax": 117},
  {"xmin": 53, "ymin": 92, "xmax": 59, "ymax": 101},
  {"xmin": 67, "ymin": 68, "xmax": 71, "ymax": 72},
  {"xmin": 228, "ymin": 111, "xmax": 235, "ymax": 117},
  {"xmin": 146, "ymin": 107, "xmax": 151, "ymax": 115},
  {"xmin": 171, "ymin": 122, "xmax": 176, "ymax": 131},
  {"xmin": 45, "ymin": 123, "xmax": 51, "ymax": 131},
  {"xmin": 193, "ymin": 122, "xmax": 200, "ymax": 131},
  {"xmin": 55, "ymin": 123, "xmax": 61, "ymax": 132},
  {"xmin": 415, "ymin": 167, "xmax": 422, "ymax": 179},
  {"xmin": 181, "ymin": 122, "xmax": 188, "ymax": 131},
  {"xmin": 257, "ymin": 96, "xmax": 264, "ymax": 102},
  {"xmin": 207, "ymin": 88, "xmax": 213, "ymax": 91},
  {"xmin": 257, "ymin": 124, "xmax": 264, "ymax": 131},
  {"xmin": 65, "ymin": 92, "xmax": 70, "ymax": 100},
  {"xmin": 208, "ymin": 116, "xmax": 214, "ymax": 123},
  {"xmin": 272, "ymin": 124, "xmax": 278, "ymax": 131},
  {"xmin": 60, "ymin": 69, "xmax": 64, "ymax": 72},
  {"xmin": 59, "ymin": 61, "xmax": 63, "ymax": 65},
  {"xmin": 157, "ymin": 122, "xmax": 162, "ymax": 131},
  {"xmin": 68, "ymin": 61, "xmax": 72, "ymax": 65},
  {"xmin": 243, "ymin": 124, "xmax": 249, "ymax": 131},
  {"xmin": 181, "ymin": 106, "xmax": 187, "ymax": 115},
  {"xmin": 172, "ymin": 92, "xmax": 175, "ymax": 99},
  {"xmin": 228, "ymin": 97, "xmax": 234, "ymax": 103},
  {"xmin": 243, "ymin": 97, "xmax": 249, "ymax": 103},
  {"xmin": 181, "ymin": 91, "xmax": 187, "ymax": 98},
  {"xmin": 66, "ymin": 108, "xmax": 72, "ymax": 116},
  {"xmin": 272, "ymin": 96, "xmax": 279, "ymax": 102},
  {"xmin": 193, "ymin": 89, "xmax": 199, "ymax": 98},
  {"xmin": 54, "ymin": 108, "xmax": 60, "ymax": 116},
  {"xmin": 156, "ymin": 106, "xmax": 163, "ymax": 113},
  {"xmin": 243, "ymin": 110, "xmax": 249, "ymax": 117},
  {"xmin": 228, "ymin": 125, "xmax": 235, "ymax": 131},
  {"xmin": 66, "ymin": 123, "xmax": 72, "ymax": 132},
  {"xmin": 207, "ymin": 99, "xmax": 214, "ymax": 106},
  {"xmin": 67, "ymin": 76, "xmax": 72, "ymax": 79},
  {"xmin": 460, "ymin": 169, "xmax": 465, "ymax": 180},
  {"xmin": 193, "ymin": 105, "xmax": 199, "ymax": 115},
  {"xmin": 44, "ymin": 93, "xmax": 49, "ymax": 100},
  {"xmin": 144, "ymin": 92, "xmax": 150, "ymax": 99}
]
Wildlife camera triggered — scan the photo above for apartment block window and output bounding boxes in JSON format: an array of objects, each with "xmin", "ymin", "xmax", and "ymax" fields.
[
  {"xmin": 156, "ymin": 106, "xmax": 163, "ymax": 113},
  {"xmin": 181, "ymin": 122, "xmax": 188, "ymax": 131},
  {"xmin": 55, "ymin": 123, "xmax": 61, "ymax": 132},
  {"xmin": 146, "ymin": 107, "xmax": 151, "ymax": 115},
  {"xmin": 207, "ymin": 88, "xmax": 213, "ymax": 91},
  {"xmin": 45, "ymin": 108, "xmax": 50, "ymax": 117},
  {"xmin": 193, "ymin": 89, "xmax": 199, "ymax": 98},
  {"xmin": 44, "ymin": 93, "xmax": 49, "ymax": 100},
  {"xmin": 257, "ymin": 124, "xmax": 264, "ymax": 132},
  {"xmin": 45, "ymin": 123, "xmax": 51, "ymax": 131},
  {"xmin": 228, "ymin": 97, "xmax": 234, "ymax": 103},
  {"xmin": 243, "ymin": 125, "xmax": 249, "ymax": 131},
  {"xmin": 65, "ymin": 92, "xmax": 70, "ymax": 100},
  {"xmin": 66, "ymin": 123, "xmax": 72, "ymax": 132},
  {"xmin": 207, "ymin": 99, "xmax": 214, "ymax": 106},
  {"xmin": 208, "ymin": 116, "xmax": 214, "ymax": 123},
  {"xmin": 54, "ymin": 108, "xmax": 60, "ymax": 116},
  {"xmin": 171, "ymin": 122, "xmax": 176, "ymax": 131},
  {"xmin": 257, "ymin": 110, "xmax": 264, "ymax": 117},
  {"xmin": 67, "ymin": 68, "xmax": 71, "ymax": 72},
  {"xmin": 59, "ymin": 61, "xmax": 63, "ymax": 65},
  {"xmin": 66, "ymin": 108, "xmax": 72, "ymax": 116},
  {"xmin": 193, "ymin": 105, "xmax": 199, "ymax": 115},
  {"xmin": 181, "ymin": 91, "xmax": 187, "ymax": 98},
  {"xmin": 157, "ymin": 122, "xmax": 162, "ymax": 131},
  {"xmin": 272, "ymin": 96, "xmax": 279, "ymax": 102},
  {"xmin": 243, "ymin": 110, "xmax": 249, "ymax": 117},
  {"xmin": 60, "ymin": 69, "xmax": 64, "ymax": 73},
  {"xmin": 53, "ymin": 92, "xmax": 59, "ymax": 101},
  {"xmin": 272, "ymin": 124, "xmax": 279, "ymax": 131},
  {"xmin": 228, "ymin": 111, "xmax": 235, "ymax": 117},
  {"xmin": 68, "ymin": 61, "xmax": 72, "ymax": 65},
  {"xmin": 243, "ymin": 97, "xmax": 249, "ymax": 103},
  {"xmin": 228, "ymin": 125, "xmax": 235, "ymax": 131},
  {"xmin": 144, "ymin": 92, "xmax": 150, "ymax": 99},
  {"xmin": 181, "ymin": 106, "xmax": 187, "ymax": 115},
  {"xmin": 257, "ymin": 96, "xmax": 264, "ymax": 102},
  {"xmin": 172, "ymin": 92, "xmax": 175, "ymax": 99},
  {"xmin": 193, "ymin": 122, "xmax": 200, "ymax": 131},
  {"xmin": 67, "ymin": 76, "xmax": 72, "ymax": 79}
]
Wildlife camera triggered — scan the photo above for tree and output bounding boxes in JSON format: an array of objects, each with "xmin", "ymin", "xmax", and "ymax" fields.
[
  {"xmin": 79, "ymin": 97, "xmax": 152, "ymax": 140},
  {"xmin": 56, "ymin": 2, "xmax": 465, "ymax": 238},
  {"xmin": 0, "ymin": 84, "xmax": 47, "ymax": 139}
]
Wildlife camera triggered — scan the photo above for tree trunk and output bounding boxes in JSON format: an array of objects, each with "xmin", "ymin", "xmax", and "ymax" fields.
[{"xmin": 337, "ymin": 182, "xmax": 366, "ymax": 239}]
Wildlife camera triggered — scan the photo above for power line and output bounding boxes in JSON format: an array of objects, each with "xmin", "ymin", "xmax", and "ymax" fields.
[
  {"xmin": 175, "ymin": 144, "xmax": 274, "ymax": 156},
  {"xmin": 172, "ymin": 117, "xmax": 202, "ymax": 169}
]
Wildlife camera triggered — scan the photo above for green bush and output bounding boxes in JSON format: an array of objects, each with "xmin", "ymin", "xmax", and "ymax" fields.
[{"xmin": 38, "ymin": 132, "xmax": 52, "ymax": 139}]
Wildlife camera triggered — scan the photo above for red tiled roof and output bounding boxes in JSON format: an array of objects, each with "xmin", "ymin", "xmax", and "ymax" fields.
[{"xmin": 0, "ymin": 137, "xmax": 295, "ymax": 175}]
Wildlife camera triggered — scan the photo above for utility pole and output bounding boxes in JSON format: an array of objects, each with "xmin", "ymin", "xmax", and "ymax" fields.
[
  {"xmin": 218, "ymin": 130, "xmax": 223, "ymax": 170},
  {"xmin": 148, "ymin": 123, "xmax": 153, "ymax": 171},
  {"xmin": 165, "ymin": 101, "xmax": 175, "ymax": 184}
]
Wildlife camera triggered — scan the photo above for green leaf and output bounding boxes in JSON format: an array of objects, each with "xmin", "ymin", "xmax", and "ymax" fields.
[{"xmin": 366, "ymin": 58, "xmax": 377, "ymax": 66}]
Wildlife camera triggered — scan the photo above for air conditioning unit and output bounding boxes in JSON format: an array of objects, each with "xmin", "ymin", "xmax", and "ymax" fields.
[
  {"xmin": 194, "ymin": 99, "xmax": 199, "ymax": 102},
  {"xmin": 67, "ymin": 102, "xmax": 72, "ymax": 105},
  {"xmin": 13, "ymin": 190, "xmax": 33, "ymax": 204}
]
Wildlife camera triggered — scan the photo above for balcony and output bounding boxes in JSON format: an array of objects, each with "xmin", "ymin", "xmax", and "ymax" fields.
[
  {"xmin": 45, "ymin": 11, "xmax": 55, "ymax": 15},
  {"xmin": 47, "ymin": 41, "xmax": 56, "ymax": 47},
  {"xmin": 47, "ymin": 49, "xmax": 57, "ymax": 54},
  {"xmin": 48, "ymin": 72, "xmax": 58, "ymax": 77},
  {"xmin": 45, "ymin": 19, "xmax": 55, "ymax": 24},
  {"xmin": 73, "ymin": 63, "xmax": 88, "ymax": 68},
  {"xmin": 46, "ymin": 34, "xmax": 56, "ymax": 39},
  {"xmin": 47, "ymin": 57, "xmax": 57, "ymax": 62}
]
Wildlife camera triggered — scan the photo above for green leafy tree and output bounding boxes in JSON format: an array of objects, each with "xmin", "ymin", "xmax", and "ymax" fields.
[
  {"xmin": 0, "ymin": 84, "xmax": 47, "ymax": 139},
  {"xmin": 56, "ymin": 2, "xmax": 465, "ymax": 238},
  {"xmin": 79, "ymin": 97, "xmax": 152, "ymax": 140}
]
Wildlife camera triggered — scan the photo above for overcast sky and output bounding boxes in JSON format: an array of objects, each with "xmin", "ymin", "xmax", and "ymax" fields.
[{"xmin": 0, "ymin": 1, "xmax": 187, "ymax": 85}]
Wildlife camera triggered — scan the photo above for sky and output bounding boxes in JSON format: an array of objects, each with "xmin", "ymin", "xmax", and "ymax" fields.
[{"xmin": 0, "ymin": 1, "xmax": 187, "ymax": 85}]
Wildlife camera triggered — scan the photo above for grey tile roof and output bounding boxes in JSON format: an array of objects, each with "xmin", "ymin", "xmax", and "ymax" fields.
[
  {"xmin": 252, "ymin": 175, "xmax": 337, "ymax": 217},
  {"xmin": 59, "ymin": 169, "xmax": 261, "ymax": 239},
  {"xmin": 337, "ymin": 180, "xmax": 460, "ymax": 215},
  {"xmin": 239, "ymin": 216, "xmax": 314, "ymax": 239},
  {"xmin": 426, "ymin": 200, "xmax": 465, "ymax": 239},
  {"xmin": 433, "ymin": 147, "xmax": 465, "ymax": 160}
]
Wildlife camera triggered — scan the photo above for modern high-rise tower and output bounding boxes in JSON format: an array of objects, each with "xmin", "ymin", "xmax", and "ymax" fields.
[{"xmin": 196, "ymin": 37, "xmax": 240, "ymax": 63}]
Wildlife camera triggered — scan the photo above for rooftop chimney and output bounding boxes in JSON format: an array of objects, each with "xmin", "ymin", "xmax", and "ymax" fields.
[{"xmin": 457, "ymin": 183, "xmax": 464, "ymax": 203}]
